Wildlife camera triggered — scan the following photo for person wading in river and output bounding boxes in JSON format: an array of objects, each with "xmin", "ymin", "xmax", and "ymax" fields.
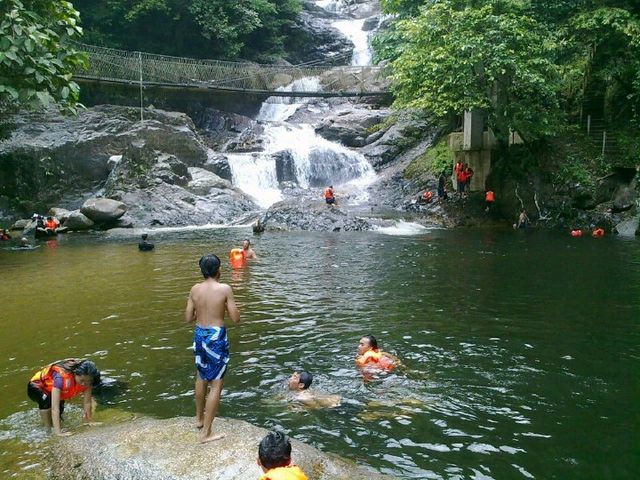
[{"xmin": 185, "ymin": 253, "xmax": 240, "ymax": 443}]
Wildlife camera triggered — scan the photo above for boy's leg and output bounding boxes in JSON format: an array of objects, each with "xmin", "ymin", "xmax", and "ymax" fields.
[
  {"xmin": 40, "ymin": 409, "xmax": 52, "ymax": 431},
  {"xmin": 194, "ymin": 373, "xmax": 207, "ymax": 429},
  {"xmin": 199, "ymin": 379, "xmax": 225, "ymax": 443}
]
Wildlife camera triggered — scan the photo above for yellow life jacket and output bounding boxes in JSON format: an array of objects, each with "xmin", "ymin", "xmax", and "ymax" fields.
[{"xmin": 260, "ymin": 465, "xmax": 309, "ymax": 480}]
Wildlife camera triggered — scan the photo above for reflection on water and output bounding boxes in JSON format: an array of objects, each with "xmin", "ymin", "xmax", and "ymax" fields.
[{"xmin": 1, "ymin": 229, "xmax": 639, "ymax": 478}]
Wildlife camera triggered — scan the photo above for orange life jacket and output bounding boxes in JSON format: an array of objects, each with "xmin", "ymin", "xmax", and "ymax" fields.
[
  {"xmin": 422, "ymin": 191, "xmax": 433, "ymax": 202},
  {"xmin": 45, "ymin": 219, "xmax": 58, "ymax": 229},
  {"xmin": 229, "ymin": 248, "xmax": 245, "ymax": 261},
  {"xmin": 571, "ymin": 229, "xmax": 583, "ymax": 237},
  {"xmin": 592, "ymin": 228, "xmax": 605, "ymax": 237},
  {"xmin": 454, "ymin": 162, "xmax": 463, "ymax": 174},
  {"xmin": 30, "ymin": 362, "xmax": 87, "ymax": 400},
  {"xmin": 260, "ymin": 465, "xmax": 309, "ymax": 480},
  {"xmin": 356, "ymin": 349, "xmax": 396, "ymax": 371},
  {"xmin": 323, "ymin": 188, "xmax": 334, "ymax": 200},
  {"xmin": 485, "ymin": 191, "xmax": 495, "ymax": 202}
]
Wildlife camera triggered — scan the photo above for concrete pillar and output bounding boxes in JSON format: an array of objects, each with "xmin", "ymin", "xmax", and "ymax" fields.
[{"xmin": 463, "ymin": 110, "xmax": 484, "ymax": 150}]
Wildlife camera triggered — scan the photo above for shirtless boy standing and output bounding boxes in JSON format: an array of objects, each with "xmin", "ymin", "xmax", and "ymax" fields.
[{"xmin": 185, "ymin": 254, "xmax": 240, "ymax": 443}]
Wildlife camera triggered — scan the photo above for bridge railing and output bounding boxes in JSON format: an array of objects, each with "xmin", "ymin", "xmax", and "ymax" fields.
[{"xmin": 70, "ymin": 42, "xmax": 389, "ymax": 97}]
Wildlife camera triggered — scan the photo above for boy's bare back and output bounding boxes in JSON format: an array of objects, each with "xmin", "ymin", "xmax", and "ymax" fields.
[{"xmin": 185, "ymin": 278, "xmax": 240, "ymax": 328}]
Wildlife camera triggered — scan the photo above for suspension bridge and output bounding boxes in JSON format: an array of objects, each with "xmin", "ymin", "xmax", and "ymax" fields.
[{"xmin": 71, "ymin": 42, "xmax": 391, "ymax": 98}]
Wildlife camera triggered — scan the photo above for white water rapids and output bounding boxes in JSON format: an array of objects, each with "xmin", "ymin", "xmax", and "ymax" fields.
[{"xmin": 224, "ymin": 2, "xmax": 378, "ymax": 209}]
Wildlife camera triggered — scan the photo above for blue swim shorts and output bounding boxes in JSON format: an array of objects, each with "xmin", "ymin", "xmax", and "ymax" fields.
[{"xmin": 193, "ymin": 326, "xmax": 229, "ymax": 381}]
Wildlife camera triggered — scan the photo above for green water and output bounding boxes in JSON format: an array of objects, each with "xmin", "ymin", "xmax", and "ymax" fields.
[{"xmin": 0, "ymin": 227, "xmax": 638, "ymax": 479}]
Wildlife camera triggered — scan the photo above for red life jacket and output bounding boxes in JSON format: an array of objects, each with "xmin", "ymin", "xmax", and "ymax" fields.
[
  {"xmin": 454, "ymin": 162, "xmax": 463, "ymax": 174},
  {"xmin": 30, "ymin": 362, "xmax": 87, "ymax": 400},
  {"xmin": 230, "ymin": 248, "xmax": 246, "ymax": 261},
  {"xmin": 323, "ymin": 188, "xmax": 334, "ymax": 199},
  {"xmin": 45, "ymin": 219, "xmax": 58, "ymax": 229},
  {"xmin": 422, "ymin": 191, "xmax": 433, "ymax": 202},
  {"xmin": 485, "ymin": 191, "xmax": 495, "ymax": 202},
  {"xmin": 356, "ymin": 350, "xmax": 396, "ymax": 371}
]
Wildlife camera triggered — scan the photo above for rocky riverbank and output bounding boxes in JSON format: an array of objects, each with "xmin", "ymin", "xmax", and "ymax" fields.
[{"xmin": 48, "ymin": 416, "xmax": 394, "ymax": 480}]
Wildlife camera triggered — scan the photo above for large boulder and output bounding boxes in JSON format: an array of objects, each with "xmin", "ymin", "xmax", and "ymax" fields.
[
  {"xmin": 315, "ymin": 110, "xmax": 389, "ymax": 148},
  {"xmin": 0, "ymin": 105, "xmax": 209, "ymax": 217},
  {"xmin": 615, "ymin": 216, "xmax": 639, "ymax": 237},
  {"xmin": 49, "ymin": 416, "xmax": 393, "ymax": 480},
  {"xmin": 81, "ymin": 198, "xmax": 127, "ymax": 223},
  {"xmin": 64, "ymin": 210, "xmax": 94, "ymax": 230},
  {"xmin": 49, "ymin": 207, "xmax": 72, "ymax": 223},
  {"xmin": 612, "ymin": 184, "xmax": 637, "ymax": 212},
  {"xmin": 262, "ymin": 198, "xmax": 373, "ymax": 231}
]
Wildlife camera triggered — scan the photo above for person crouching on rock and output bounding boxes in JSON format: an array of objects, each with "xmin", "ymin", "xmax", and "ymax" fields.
[
  {"xmin": 258, "ymin": 430, "xmax": 309, "ymax": 480},
  {"xmin": 27, "ymin": 358, "xmax": 100, "ymax": 436},
  {"xmin": 323, "ymin": 185, "xmax": 336, "ymax": 205}
]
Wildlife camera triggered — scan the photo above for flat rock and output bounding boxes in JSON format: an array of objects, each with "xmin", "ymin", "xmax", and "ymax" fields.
[
  {"xmin": 49, "ymin": 416, "xmax": 394, "ymax": 480},
  {"xmin": 81, "ymin": 198, "xmax": 127, "ymax": 223}
]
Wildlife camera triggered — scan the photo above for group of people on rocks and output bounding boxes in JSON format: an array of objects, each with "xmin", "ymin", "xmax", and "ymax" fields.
[{"xmin": 27, "ymin": 238, "xmax": 398, "ymax": 478}]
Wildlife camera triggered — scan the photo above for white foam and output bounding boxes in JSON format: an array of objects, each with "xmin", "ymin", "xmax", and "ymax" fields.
[{"xmin": 375, "ymin": 221, "xmax": 428, "ymax": 236}]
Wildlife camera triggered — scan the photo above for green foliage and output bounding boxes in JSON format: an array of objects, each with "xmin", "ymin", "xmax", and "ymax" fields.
[
  {"xmin": 381, "ymin": 1, "xmax": 563, "ymax": 144},
  {"xmin": 404, "ymin": 138, "xmax": 452, "ymax": 179},
  {"xmin": 71, "ymin": 0, "xmax": 301, "ymax": 62},
  {"xmin": 0, "ymin": 0, "xmax": 87, "ymax": 113}
]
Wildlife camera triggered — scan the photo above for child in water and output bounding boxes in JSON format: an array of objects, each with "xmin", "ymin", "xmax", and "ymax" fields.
[
  {"xmin": 258, "ymin": 430, "xmax": 309, "ymax": 480},
  {"xmin": 27, "ymin": 359, "xmax": 100, "ymax": 435},
  {"xmin": 287, "ymin": 371, "xmax": 341, "ymax": 408},
  {"xmin": 356, "ymin": 335, "xmax": 399, "ymax": 372}
]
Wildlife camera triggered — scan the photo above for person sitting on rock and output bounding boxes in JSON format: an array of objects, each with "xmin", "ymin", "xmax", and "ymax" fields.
[
  {"xmin": 138, "ymin": 233, "xmax": 155, "ymax": 251},
  {"xmin": 258, "ymin": 430, "xmax": 309, "ymax": 480},
  {"xmin": 44, "ymin": 216, "xmax": 59, "ymax": 233},
  {"xmin": 0, "ymin": 229, "xmax": 11, "ymax": 241},
  {"xmin": 27, "ymin": 358, "xmax": 100, "ymax": 436},
  {"xmin": 323, "ymin": 185, "xmax": 336, "ymax": 205},
  {"xmin": 515, "ymin": 209, "xmax": 530, "ymax": 229},
  {"xmin": 287, "ymin": 371, "xmax": 341, "ymax": 409}
]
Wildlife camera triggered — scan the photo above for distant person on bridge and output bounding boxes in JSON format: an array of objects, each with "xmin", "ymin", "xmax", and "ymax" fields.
[{"xmin": 323, "ymin": 185, "xmax": 336, "ymax": 205}]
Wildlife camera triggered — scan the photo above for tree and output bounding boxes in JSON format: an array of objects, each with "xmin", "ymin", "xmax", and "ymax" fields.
[
  {"xmin": 0, "ymin": 0, "xmax": 86, "ymax": 112},
  {"xmin": 381, "ymin": 1, "xmax": 562, "ymax": 145}
]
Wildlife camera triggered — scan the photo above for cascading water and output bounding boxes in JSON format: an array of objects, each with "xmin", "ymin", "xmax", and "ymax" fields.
[{"xmin": 227, "ymin": 0, "xmax": 378, "ymax": 209}]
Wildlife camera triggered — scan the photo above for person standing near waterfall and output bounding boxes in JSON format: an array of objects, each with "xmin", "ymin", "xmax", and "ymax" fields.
[
  {"xmin": 323, "ymin": 185, "xmax": 336, "ymax": 205},
  {"xmin": 185, "ymin": 253, "xmax": 240, "ymax": 443}
]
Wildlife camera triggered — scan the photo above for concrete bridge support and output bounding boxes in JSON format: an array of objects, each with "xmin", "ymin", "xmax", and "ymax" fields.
[{"xmin": 449, "ymin": 110, "xmax": 493, "ymax": 192}]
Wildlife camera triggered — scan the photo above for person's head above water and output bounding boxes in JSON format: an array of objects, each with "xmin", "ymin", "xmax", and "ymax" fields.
[
  {"xmin": 141, "ymin": 233, "xmax": 148, "ymax": 241},
  {"xmin": 199, "ymin": 253, "xmax": 221, "ymax": 279},
  {"xmin": 358, "ymin": 335, "xmax": 378, "ymax": 356},
  {"xmin": 242, "ymin": 238, "xmax": 251, "ymax": 249},
  {"xmin": 258, "ymin": 430, "xmax": 292, "ymax": 470},
  {"xmin": 288, "ymin": 371, "xmax": 313, "ymax": 391}
]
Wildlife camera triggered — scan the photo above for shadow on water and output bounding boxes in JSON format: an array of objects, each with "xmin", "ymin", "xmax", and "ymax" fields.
[{"xmin": 0, "ymin": 227, "xmax": 639, "ymax": 478}]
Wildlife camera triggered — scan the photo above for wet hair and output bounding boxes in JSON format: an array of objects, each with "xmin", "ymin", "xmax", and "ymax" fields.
[
  {"xmin": 298, "ymin": 371, "xmax": 313, "ymax": 390},
  {"xmin": 141, "ymin": 233, "xmax": 148, "ymax": 240},
  {"xmin": 258, "ymin": 430, "xmax": 292, "ymax": 470},
  {"xmin": 362, "ymin": 334, "xmax": 378, "ymax": 351},
  {"xmin": 199, "ymin": 254, "xmax": 221, "ymax": 279},
  {"xmin": 55, "ymin": 359, "xmax": 100, "ymax": 383},
  {"xmin": 243, "ymin": 238, "xmax": 251, "ymax": 245}
]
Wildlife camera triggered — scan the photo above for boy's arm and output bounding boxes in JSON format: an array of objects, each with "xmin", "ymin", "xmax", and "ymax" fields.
[
  {"xmin": 185, "ymin": 288, "xmax": 196, "ymax": 324},
  {"xmin": 51, "ymin": 388, "xmax": 65, "ymax": 435},
  {"xmin": 225, "ymin": 285, "xmax": 240, "ymax": 324},
  {"xmin": 82, "ymin": 387, "xmax": 93, "ymax": 421}
]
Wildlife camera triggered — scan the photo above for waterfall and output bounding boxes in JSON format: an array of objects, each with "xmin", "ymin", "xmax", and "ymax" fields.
[{"xmin": 226, "ymin": 1, "xmax": 378, "ymax": 209}]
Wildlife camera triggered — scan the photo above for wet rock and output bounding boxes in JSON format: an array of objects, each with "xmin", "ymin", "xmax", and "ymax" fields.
[
  {"xmin": 9, "ymin": 218, "xmax": 30, "ymax": 230},
  {"xmin": 262, "ymin": 198, "xmax": 373, "ymax": 231},
  {"xmin": 612, "ymin": 184, "xmax": 637, "ymax": 212},
  {"xmin": 615, "ymin": 216, "xmax": 639, "ymax": 237},
  {"xmin": 287, "ymin": 11, "xmax": 354, "ymax": 64},
  {"xmin": 49, "ymin": 207, "xmax": 71, "ymax": 223},
  {"xmin": 50, "ymin": 416, "xmax": 393, "ymax": 480},
  {"xmin": 187, "ymin": 167, "xmax": 233, "ymax": 195},
  {"xmin": 81, "ymin": 198, "xmax": 127, "ymax": 223},
  {"xmin": 64, "ymin": 211, "xmax": 94, "ymax": 230},
  {"xmin": 203, "ymin": 152, "xmax": 232, "ymax": 181},
  {"xmin": 315, "ymin": 110, "xmax": 389, "ymax": 147},
  {"xmin": 273, "ymin": 150, "xmax": 297, "ymax": 184}
]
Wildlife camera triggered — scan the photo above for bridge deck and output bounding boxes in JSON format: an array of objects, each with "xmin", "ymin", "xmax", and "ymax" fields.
[{"xmin": 72, "ymin": 42, "xmax": 390, "ymax": 98}]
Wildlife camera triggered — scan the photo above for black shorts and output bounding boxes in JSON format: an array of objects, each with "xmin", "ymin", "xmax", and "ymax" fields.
[
  {"xmin": 27, "ymin": 382, "xmax": 65, "ymax": 412},
  {"xmin": 325, "ymin": 198, "xmax": 335, "ymax": 204}
]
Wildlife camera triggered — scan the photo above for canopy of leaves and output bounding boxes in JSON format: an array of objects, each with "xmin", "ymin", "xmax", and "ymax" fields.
[
  {"xmin": 375, "ymin": 0, "xmax": 640, "ymax": 141},
  {"xmin": 0, "ymin": 0, "xmax": 86, "ymax": 112},
  {"xmin": 71, "ymin": 0, "xmax": 301, "ymax": 62}
]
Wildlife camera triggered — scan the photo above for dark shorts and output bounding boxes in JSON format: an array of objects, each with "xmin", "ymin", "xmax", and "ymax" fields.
[
  {"xmin": 27, "ymin": 382, "xmax": 65, "ymax": 412},
  {"xmin": 325, "ymin": 197, "xmax": 335, "ymax": 204}
]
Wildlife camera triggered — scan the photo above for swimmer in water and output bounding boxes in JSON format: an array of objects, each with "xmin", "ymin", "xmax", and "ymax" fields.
[
  {"xmin": 356, "ymin": 335, "xmax": 400, "ymax": 373},
  {"xmin": 287, "ymin": 371, "xmax": 341, "ymax": 409}
]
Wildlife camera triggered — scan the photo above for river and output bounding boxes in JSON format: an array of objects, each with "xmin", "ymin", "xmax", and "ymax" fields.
[{"xmin": 1, "ymin": 227, "xmax": 638, "ymax": 479}]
